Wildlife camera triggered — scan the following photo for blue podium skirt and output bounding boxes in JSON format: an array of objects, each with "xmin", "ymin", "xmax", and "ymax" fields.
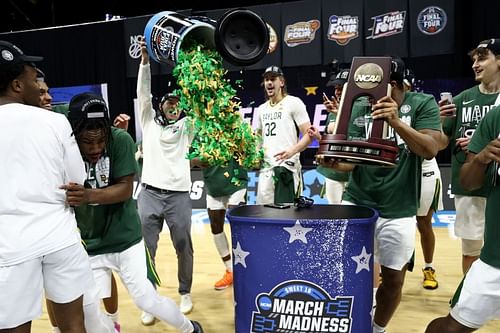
[{"xmin": 227, "ymin": 204, "xmax": 378, "ymax": 333}]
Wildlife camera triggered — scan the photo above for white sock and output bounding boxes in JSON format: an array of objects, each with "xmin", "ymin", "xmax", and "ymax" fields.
[
  {"xmin": 224, "ymin": 259, "xmax": 232, "ymax": 272},
  {"xmin": 52, "ymin": 327, "xmax": 61, "ymax": 333},
  {"xmin": 424, "ymin": 262, "xmax": 433, "ymax": 269},
  {"xmin": 372, "ymin": 287, "xmax": 377, "ymax": 307},
  {"xmin": 105, "ymin": 310, "xmax": 119, "ymax": 323},
  {"xmin": 373, "ymin": 322, "xmax": 386, "ymax": 333},
  {"xmin": 213, "ymin": 232, "xmax": 230, "ymax": 258}
]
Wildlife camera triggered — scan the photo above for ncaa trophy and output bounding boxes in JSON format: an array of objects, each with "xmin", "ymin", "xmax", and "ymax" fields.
[{"xmin": 316, "ymin": 57, "xmax": 399, "ymax": 167}]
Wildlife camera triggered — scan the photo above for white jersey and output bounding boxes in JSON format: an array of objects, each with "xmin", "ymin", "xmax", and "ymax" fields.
[
  {"xmin": 137, "ymin": 63, "xmax": 193, "ymax": 191},
  {"xmin": 256, "ymin": 95, "xmax": 310, "ymax": 170},
  {"xmin": 0, "ymin": 104, "xmax": 85, "ymax": 266}
]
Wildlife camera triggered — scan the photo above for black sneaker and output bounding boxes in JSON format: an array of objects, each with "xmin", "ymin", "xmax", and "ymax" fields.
[{"xmin": 191, "ymin": 320, "xmax": 204, "ymax": 333}]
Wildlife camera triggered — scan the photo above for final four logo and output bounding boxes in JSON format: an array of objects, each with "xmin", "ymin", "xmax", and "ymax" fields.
[
  {"xmin": 366, "ymin": 11, "xmax": 406, "ymax": 39},
  {"xmin": 327, "ymin": 15, "xmax": 359, "ymax": 45},
  {"xmin": 284, "ymin": 20, "xmax": 321, "ymax": 47},
  {"xmin": 251, "ymin": 280, "xmax": 353, "ymax": 333},
  {"xmin": 417, "ymin": 6, "xmax": 447, "ymax": 35}
]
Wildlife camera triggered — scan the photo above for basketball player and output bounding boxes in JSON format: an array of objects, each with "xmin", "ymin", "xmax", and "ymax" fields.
[
  {"xmin": 426, "ymin": 102, "xmax": 500, "ymax": 332},
  {"xmin": 317, "ymin": 67, "xmax": 350, "ymax": 204},
  {"xmin": 437, "ymin": 38, "xmax": 500, "ymax": 274},
  {"xmin": 35, "ymin": 68, "xmax": 53, "ymax": 111},
  {"xmin": 61, "ymin": 92, "xmax": 203, "ymax": 333},
  {"xmin": 0, "ymin": 40, "xmax": 115, "ymax": 333},
  {"xmin": 404, "ymin": 69, "xmax": 443, "ymax": 290},
  {"xmin": 327, "ymin": 56, "xmax": 442, "ymax": 333},
  {"xmin": 255, "ymin": 65, "xmax": 313, "ymax": 205},
  {"xmin": 203, "ymin": 159, "xmax": 248, "ymax": 290}
]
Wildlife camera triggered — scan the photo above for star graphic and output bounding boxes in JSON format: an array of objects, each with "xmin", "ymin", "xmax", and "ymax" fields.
[
  {"xmin": 284, "ymin": 220, "xmax": 313, "ymax": 244},
  {"xmin": 351, "ymin": 246, "xmax": 372, "ymax": 274},
  {"xmin": 233, "ymin": 241, "xmax": 250, "ymax": 268},
  {"xmin": 307, "ymin": 177, "xmax": 323, "ymax": 196},
  {"xmin": 304, "ymin": 86, "xmax": 318, "ymax": 96}
]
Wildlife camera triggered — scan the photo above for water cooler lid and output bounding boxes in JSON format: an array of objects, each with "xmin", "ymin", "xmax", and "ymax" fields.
[{"xmin": 215, "ymin": 8, "xmax": 270, "ymax": 66}]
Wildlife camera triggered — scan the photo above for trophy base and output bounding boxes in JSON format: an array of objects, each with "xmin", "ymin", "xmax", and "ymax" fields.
[{"xmin": 316, "ymin": 136, "xmax": 399, "ymax": 167}]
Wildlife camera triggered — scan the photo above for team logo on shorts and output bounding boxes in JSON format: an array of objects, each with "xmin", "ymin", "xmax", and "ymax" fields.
[
  {"xmin": 250, "ymin": 280, "xmax": 353, "ymax": 333},
  {"xmin": 417, "ymin": 6, "xmax": 447, "ymax": 35},
  {"xmin": 327, "ymin": 15, "xmax": 359, "ymax": 45},
  {"xmin": 366, "ymin": 11, "xmax": 406, "ymax": 39}
]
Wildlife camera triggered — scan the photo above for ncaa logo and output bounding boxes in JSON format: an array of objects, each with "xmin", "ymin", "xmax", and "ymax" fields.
[
  {"xmin": 417, "ymin": 6, "xmax": 447, "ymax": 35},
  {"xmin": 353, "ymin": 63, "xmax": 384, "ymax": 90},
  {"xmin": 129, "ymin": 35, "xmax": 142, "ymax": 59}
]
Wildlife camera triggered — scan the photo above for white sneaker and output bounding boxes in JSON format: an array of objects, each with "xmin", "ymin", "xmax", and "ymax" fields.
[
  {"xmin": 140, "ymin": 311, "xmax": 155, "ymax": 326},
  {"xmin": 179, "ymin": 294, "xmax": 193, "ymax": 314}
]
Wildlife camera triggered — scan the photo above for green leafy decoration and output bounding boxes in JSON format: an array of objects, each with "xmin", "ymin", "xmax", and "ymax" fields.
[{"xmin": 172, "ymin": 43, "xmax": 263, "ymax": 170}]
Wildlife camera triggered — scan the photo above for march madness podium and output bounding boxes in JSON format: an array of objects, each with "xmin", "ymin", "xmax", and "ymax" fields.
[{"xmin": 227, "ymin": 204, "xmax": 378, "ymax": 333}]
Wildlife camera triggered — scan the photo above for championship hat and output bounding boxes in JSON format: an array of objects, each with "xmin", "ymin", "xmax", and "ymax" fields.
[
  {"xmin": 0, "ymin": 40, "xmax": 43, "ymax": 66},
  {"xmin": 403, "ymin": 68, "xmax": 415, "ymax": 88},
  {"xmin": 326, "ymin": 68, "xmax": 350, "ymax": 87},
  {"xmin": 68, "ymin": 93, "xmax": 109, "ymax": 124},
  {"xmin": 390, "ymin": 56, "xmax": 406, "ymax": 82},
  {"xmin": 160, "ymin": 92, "xmax": 180, "ymax": 105},
  {"xmin": 263, "ymin": 65, "xmax": 284, "ymax": 77},
  {"xmin": 475, "ymin": 38, "xmax": 500, "ymax": 56}
]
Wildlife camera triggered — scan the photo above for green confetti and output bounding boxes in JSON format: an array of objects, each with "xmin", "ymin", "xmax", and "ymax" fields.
[{"xmin": 172, "ymin": 42, "xmax": 263, "ymax": 172}]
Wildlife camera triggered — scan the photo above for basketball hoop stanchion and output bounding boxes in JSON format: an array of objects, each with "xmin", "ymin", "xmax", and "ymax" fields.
[{"xmin": 316, "ymin": 57, "xmax": 399, "ymax": 167}]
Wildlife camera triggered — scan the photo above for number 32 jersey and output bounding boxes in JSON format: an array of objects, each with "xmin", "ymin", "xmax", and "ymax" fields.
[{"xmin": 256, "ymin": 95, "xmax": 310, "ymax": 170}]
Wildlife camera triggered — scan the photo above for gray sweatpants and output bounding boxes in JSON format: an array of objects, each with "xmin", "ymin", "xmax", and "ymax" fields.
[{"xmin": 138, "ymin": 187, "xmax": 193, "ymax": 295}]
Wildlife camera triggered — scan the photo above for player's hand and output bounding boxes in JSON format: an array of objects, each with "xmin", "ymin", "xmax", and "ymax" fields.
[
  {"xmin": 438, "ymin": 99, "xmax": 456, "ymax": 118},
  {"xmin": 190, "ymin": 157, "xmax": 210, "ymax": 168},
  {"xmin": 60, "ymin": 182, "xmax": 88, "ymax": 206},
  {"xmin": 456, "ymin": 137, "xmax": 470, "ymax": 152},
  {"xmin": 371, "ymin": 96, "xmax": 399, "ymax": 125},
  {"xmin": 475, "ymin": 138, "xmax": 500, "ymax": 165},
  {"xmin": 113, "ymin": 114, "xmax": 130, "ymax": 130},
  {"xmin": 274, "ymin": 149, "xmax": 294, "ymax": 163},
  {"xmin": 307, "ymin": 126, "xmax": 321, "ymax": 141},
  {"xmin": 139, "ymin": 36, "xmax": 149, "ymax": 64},
  {"xmin": 323, "ymin": 93, "xmax": 339, "ymax": 114},
  {"xmin": 316, "ymin": 155, "xmax": 340, "ymax": 169}
]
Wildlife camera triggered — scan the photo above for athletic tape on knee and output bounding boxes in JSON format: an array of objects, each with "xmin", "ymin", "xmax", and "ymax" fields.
[
  {"xmin": 213, "ymin": 232, "xmax": 230, "ymax": 258},
  {"xmin": 462, "ymin": 239, "xmax": 483, "ymax": 256}
]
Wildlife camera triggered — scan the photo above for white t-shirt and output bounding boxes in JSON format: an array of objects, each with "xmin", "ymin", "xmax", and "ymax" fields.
[
  {"xmin": 137, "ymin": 63, "xmax": 193, "ymax": 191},
  {"xmin": 256, "ymin": 95, "xmax": 310, "ymax": 171},
  {"xmin": 0, "ymin": 104, "xmax": 85, "ymax": 266}
]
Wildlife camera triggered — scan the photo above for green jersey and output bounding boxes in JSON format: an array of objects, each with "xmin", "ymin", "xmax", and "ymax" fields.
[
  {"xmin": 202, "ymin": 159, "xmax": 248, "ymax": 197},
  {"xmin": 442, "ymin": 85, "xmax": 499, "ymax": 196},
  {"xmin": 52, "ymin": 103, "xmax": 69, "ymax": 117},
  {"xmin": 317, "ymin": 112, "xmax": 350, "ymax": 182},
  {"xmin": 467, "ymin": 105, "xmax": 500, "ymax": 268},
  {"xmin": 343, "ymin": 91, "xmax": 441, "ymax": 218},
  {"xmin": 76, "ymin": 128, "xmax": 142, "ymax": 255}
]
